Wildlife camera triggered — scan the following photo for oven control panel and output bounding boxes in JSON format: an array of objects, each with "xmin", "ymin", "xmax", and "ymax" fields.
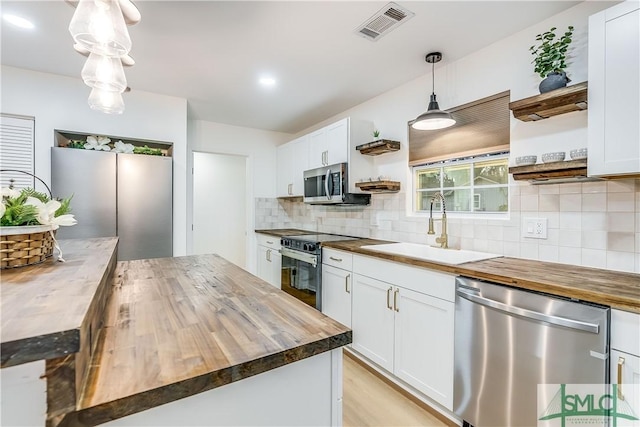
[{"xmin": 281, "ymin": 238, "xmax": 318, "ymax": 254}]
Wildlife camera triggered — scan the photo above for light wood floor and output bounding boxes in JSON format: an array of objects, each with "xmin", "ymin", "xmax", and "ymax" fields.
[{"xmin": 343, "ymin": 353, "xmax": 448, "ymax": 427}]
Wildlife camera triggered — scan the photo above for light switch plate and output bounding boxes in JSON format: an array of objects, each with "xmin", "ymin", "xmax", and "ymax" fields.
[{"xmin": 523, "ymin": 217, "xmax": 548, "ymax": 239}]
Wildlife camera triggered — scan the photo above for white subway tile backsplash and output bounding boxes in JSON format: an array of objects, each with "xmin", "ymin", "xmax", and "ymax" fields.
[
  {"xmin": 581, "ymin": 248, "xmax": 607, "ymax": 269},
  {"xmin": 255, "ymin": 179, "xmax": 640, "ymax": 273}
]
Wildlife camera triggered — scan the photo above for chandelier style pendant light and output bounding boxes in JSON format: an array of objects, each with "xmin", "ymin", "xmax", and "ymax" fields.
[
  {"xmin": 411, "ymin": 52, "xmax": 456, "ymax": 131},
  {"xmin": 68, "ymin": 0, "xmax": 140, "ymax": 115}
]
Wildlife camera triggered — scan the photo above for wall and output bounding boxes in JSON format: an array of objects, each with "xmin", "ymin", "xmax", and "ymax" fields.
[
  {"xmin": 1, "ymin": 65, "xmax": 189, "ymax": 256},
  {"xmin": 256, "ymin": 1, "xmax": 640, "ymax": 273},
  {"xmin": 187, "ymin": 120, "xmax": 291, "ymax": 270}
]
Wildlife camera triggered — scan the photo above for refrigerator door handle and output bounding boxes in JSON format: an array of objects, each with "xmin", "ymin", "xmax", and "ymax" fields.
[{"xmin": 456, "ymin": 288, "xmax": 600, "ymax": 334}]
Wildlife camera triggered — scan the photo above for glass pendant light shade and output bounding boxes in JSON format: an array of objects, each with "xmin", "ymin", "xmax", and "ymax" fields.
[
  {"xmin": 88, "ymin": 87, "xmax": 125, "ymax": 114},
  {"xmin": 411, "ymin": 93, "xmax": 456, "ymax": 130},
  {"xmin": 69, "ymin": 0, "xmax": 131, "ymax": 57},
  {"xmin": 81, "ymin": 52, "xmax": 127, "ymax": 92}
]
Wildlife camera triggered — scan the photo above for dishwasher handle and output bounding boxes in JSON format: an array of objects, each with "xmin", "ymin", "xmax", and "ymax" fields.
[{"xmin": 456, "ymin": 287, "xmax": 600, "ymax": 334}]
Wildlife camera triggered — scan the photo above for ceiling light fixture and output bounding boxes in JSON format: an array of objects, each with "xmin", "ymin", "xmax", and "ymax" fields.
[
  {"xmin": 67, "ymin": 0, "xmax": 140, "ymax": 115},
  {"xmin": 411, "ymin": 52, "xmax": 456, "ymax": 131},
  {"xmin": 3, "ymin": 14, "xmax": 35, "ymax": 29},
  {"xmin": 259, "ymin": 77, "xmax": 276, "ymax": 87}
]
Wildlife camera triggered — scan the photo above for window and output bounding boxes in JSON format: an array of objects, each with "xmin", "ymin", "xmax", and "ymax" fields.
[{"xmin": 414, "ymin": 153, "xmax": 509, "ymax": 214}]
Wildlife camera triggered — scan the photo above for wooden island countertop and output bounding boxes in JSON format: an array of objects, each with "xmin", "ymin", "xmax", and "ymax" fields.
[
  {"xmin": 1, "ymin": 237, "xmax": 118, "ymax": 368},
  {"xmin": 65, "ymin": 254, "xmax": 351, "ymax": 426}
]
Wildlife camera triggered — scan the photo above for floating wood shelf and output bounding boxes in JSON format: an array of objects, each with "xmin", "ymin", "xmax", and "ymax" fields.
[
  {"xmin": 355, "ymin": 180, "xmax": 401, "ymax": 193},
  {"xmin": 509, "ymin": 159, "xmax": 596, "ymax": 183},
  {"xmin": 509, "ymin": 81, "xmax": 588, "ymax": 122},
  {"xmin": 356, "ymin": 139, "xmax": 401, "ymax": 156}
]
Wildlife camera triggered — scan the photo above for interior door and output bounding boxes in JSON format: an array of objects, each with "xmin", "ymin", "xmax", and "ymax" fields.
[{"xmin": 193, "ymin": 152, "xmax": 247, "ymax": 268}]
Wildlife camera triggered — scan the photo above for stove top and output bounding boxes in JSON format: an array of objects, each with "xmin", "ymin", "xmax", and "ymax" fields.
[{"xmin": 280, "ymin": 234, "xmax": 358, "ymax": 254}]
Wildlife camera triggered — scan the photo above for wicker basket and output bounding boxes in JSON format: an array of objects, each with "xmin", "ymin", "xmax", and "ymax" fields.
[{"xmin": 0, "ymin": 225, "xmax": 55, "ymax": 269}]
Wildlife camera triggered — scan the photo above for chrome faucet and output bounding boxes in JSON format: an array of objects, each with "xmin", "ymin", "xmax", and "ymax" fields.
[{"xmin": 427, "ymin": 192, "xmax": 448, "ymax": 249}]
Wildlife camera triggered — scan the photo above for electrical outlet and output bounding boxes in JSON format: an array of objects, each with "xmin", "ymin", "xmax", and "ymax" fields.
[{"xmin": 523, "ymin": 217, "xmax": 548, "ymax": 239}]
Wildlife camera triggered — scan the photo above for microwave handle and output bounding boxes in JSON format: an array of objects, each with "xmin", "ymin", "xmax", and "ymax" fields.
[{"xmin": 325, "ymin": 168, "xmax": 331, "ymax": 200}]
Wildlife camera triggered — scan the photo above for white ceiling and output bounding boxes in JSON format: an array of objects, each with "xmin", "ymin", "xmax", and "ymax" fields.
[{"xmin": 1, "ymin": 1, "xmax": 582, "ymax": 134}]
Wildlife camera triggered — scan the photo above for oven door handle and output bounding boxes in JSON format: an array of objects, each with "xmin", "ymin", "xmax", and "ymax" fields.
[
  {"xmin": 456, "ymin": 288, "xmax": 600, "ymax": 334},
  {"xmin": 280, "ymin": 248, "xmax": 318, "ymax": 268}
]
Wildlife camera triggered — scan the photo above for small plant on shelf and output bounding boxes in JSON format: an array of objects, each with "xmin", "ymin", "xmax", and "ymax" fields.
[
  {"xmin": 373, "ymin": 130, "xmax": 380, "ymax": 139},
  {"xmin": 529, "ymin": 25, "xmax": 574, "ymax": 93}
]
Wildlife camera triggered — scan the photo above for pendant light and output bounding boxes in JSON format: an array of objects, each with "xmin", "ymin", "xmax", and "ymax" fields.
[
  {"xmin": 88, "ymin": 87, "xmax": 125, "ymax": 114},
  {"xmin": 69, "ymin": 0, "xmax": 131, "ymax": 57},
  {"xmin": 81, "ymin": 52, "xmax": 127, "ymax": 92},
  {"xmin": 412, "ymin": 52, "xmax": 456, "ymax": 131}
]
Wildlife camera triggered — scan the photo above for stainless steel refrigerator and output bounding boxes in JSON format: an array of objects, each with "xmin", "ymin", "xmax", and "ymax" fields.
[{"xmin": 51, "ymin": 147, "xmax": 173, "ymax": 261}]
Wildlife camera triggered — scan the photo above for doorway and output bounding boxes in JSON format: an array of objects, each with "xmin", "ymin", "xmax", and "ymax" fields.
[{"xmin": 193, "ymin": 152, "xmax": 247, "ymax": 268}]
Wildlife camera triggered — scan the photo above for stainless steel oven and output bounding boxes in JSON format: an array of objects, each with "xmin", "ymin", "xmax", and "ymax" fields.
[{"xmin": 280, "ymin": 234, "xmax": 357, "ymax": 310}]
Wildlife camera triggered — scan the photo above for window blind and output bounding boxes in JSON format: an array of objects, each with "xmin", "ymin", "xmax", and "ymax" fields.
[
  {"xmin": 408, "ymin": 91, "xmax": 510, "ymax": 166},
  {"xmin": 1, "ymin": 115, "xmax": 35, "ymax": 189}
]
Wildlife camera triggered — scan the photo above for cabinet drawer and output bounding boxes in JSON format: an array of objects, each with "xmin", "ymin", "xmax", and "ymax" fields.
[
  {"xmin": 612, "ymin": 309, "xmax": 640, "ymax": 357},
  {"xmin": 323, "ymin": 248, "xmax": 353, "ymax": 270},
  {"xmin": 353, "ymin": 254, "xmax": 455, "ymax": 302},
  {"xmin": 256, "ymin": 233, "xmax": 281, "ymax": 250}
]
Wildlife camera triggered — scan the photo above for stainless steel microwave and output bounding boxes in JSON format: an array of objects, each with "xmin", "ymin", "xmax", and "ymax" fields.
[{"xmin": 303, "ymin": 162, "xmax": 370, "ymax": 205}]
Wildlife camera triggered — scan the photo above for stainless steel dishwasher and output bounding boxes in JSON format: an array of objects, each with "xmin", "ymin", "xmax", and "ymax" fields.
[{"xmin": 453, "ymin": 277, "xmax": 610, "ymax": 427}]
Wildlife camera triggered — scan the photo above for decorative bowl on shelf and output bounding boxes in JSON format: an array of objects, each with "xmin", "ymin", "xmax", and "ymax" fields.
[
  {"xmin": 569, "ymin": 148, "xmax": 588, "ymax": 160},
  {"xmin": 541, "ymin": 151, "xmax": 566, "ymax": 163},
  {"xmin": 515, "ymin": 155, "xmax": 537, "ymax": 166}
]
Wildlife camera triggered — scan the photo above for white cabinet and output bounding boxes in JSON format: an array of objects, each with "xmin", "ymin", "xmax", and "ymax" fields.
[
  {"xmin": 307, "ymin": 118, "xmax": 362, "ymax": 170},
  {"xmin": 255, "ymin": 234, "xmax": 281, "ymax": 288},
  {"xmin": 322, "ymin": 264, "xmax": 352, "ymax": 328},
  {"xmin": 394, "ymin": 287, "xmax": 454, "ymax": 408},
  {"xmin": 610, "ymin": 309, "xmax": 640, "ymax": 423},
  {"xmin": 276, "ymin": 136, "xmax": 308, "ymax": 197},
  {"xmin": 588, "ymin": 1, "xmax": 640, "ymax": 177},
  {"xmin": 352, "ymin": 274, "xmax": 396, "ymax": 371},
  {"xmin": 351, "ymin": 255, "xmax": 456, "ymax": 410}
]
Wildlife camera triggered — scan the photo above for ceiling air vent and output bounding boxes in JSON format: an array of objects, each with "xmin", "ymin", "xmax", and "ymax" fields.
[{"xmin": 355, "ymin": 2, "xmax": 415, "ymax": 42}]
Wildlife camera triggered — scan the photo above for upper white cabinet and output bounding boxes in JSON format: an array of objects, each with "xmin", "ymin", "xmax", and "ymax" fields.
[
  {"xmin": 307, "ymin": 118, "xmax": 349, "ymax": 169},
  {"xmin": 276, "ymin": 135, "xmax": 308, "ymax": 197},
  {"xmin": 588, "ymin": 1, "xmax": 640, "ymax": 177}
]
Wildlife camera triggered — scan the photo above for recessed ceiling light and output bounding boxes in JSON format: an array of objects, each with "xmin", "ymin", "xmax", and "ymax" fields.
[
  {"xmin": 259, "ymin": 77, "xmax": 276, "ymax": 87},
  {"xmin": 3, "ymin": 14, "xmax": 35, "ymax": 29}
]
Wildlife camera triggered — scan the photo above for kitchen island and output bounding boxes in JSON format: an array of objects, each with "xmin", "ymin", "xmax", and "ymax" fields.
[{"xmin": 1, "ymin": 238, "xmax": 351, "ymax": 427}]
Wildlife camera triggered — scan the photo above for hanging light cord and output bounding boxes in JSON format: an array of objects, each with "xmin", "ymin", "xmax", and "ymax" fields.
[{"xmin": 431, "ymin": 60, "xmax": 435, "ymax": 95}]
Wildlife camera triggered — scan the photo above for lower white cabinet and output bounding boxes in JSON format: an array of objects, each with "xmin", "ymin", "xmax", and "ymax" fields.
[
  {"xmin": 351, "ymin": 261, "xmax": 455, "ymax": 410},
  {"xmin": 321, "ymin": 264, "xmax": 352, "ymax": 328},
  {"xmin": 255, "ymin": 234, "xmax": 281, "ymax": 288},
  {"xmin": 611, "ymin": 349, "xmax": 640, "ymax": 423}
]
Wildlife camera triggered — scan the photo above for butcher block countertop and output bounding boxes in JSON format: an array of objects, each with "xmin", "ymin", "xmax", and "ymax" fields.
[
  {"xmin": 255, "ymin": 228, "xmax": 313, "ymax": 237},
  {"xmin": 0, "ymin": 237, "xmax": 118, "ymax": 368},
  {"xmin": 321, "ymin": 239, "xmax": 640, "ymax": 314},
  {"xmin": 65, "ymin": 254, "xmax": 351, "ymax": 426}
]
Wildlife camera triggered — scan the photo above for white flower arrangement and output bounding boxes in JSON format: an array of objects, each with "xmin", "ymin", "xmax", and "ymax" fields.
[
  {"xmin": 84, "ymin": 135, "xmax": 112, "ymax": 151},
  {"xmin": 1, "ymin": 187, "xmax": 76, "ymax": 230},
  {"xmin": 113, "ymin": 140, "xmax": 135, "ymax": 154}
]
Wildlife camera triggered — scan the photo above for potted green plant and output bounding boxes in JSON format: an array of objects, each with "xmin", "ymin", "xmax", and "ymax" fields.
[
  {"xmin": 373, "ymin": 130, "xmax": 380, "ymax": 140},
  {"xmin": 529, "ymin": 25, "xmax": 574, "ymax": 93}
]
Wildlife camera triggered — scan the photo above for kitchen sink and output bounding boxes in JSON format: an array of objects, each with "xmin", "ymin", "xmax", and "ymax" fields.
[{"xmin": 360, "ymin": 242, "xmax": 502, "ymax": 265}]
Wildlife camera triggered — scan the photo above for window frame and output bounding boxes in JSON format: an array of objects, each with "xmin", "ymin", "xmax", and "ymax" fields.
[{"xmin": 412, "ymin": 152, "xmax": 510, "ymax": 218}]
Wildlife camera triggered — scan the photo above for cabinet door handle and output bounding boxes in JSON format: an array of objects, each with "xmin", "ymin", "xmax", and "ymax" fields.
[
  {"xmin": 345, "ymin": 274, "xmax": 351, "ymax": 294},
  {"xmin": 266, "ymin": 241, "xmax": 274, "ymax": 244},
  {"xmin": 288, "ymin": 183, "xmax": 292, "ymax": 195},
  {"xmin": 266, "ymin": 249, "xmax": 271, "ymax": 262},
  {"xmin": 386, "ymin": 287, "xmax": 393, "ymax": 310},
  {"xmin": 329, "ymin": 256, "xmax": 342, "ymax": 262},
  {"xmin": 617, "ymin": 356, "xmax": 626, "ymax": 401},
  {"xmin": 394, "ymin": 289, "xmax": 399, "ymax": 312}
]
